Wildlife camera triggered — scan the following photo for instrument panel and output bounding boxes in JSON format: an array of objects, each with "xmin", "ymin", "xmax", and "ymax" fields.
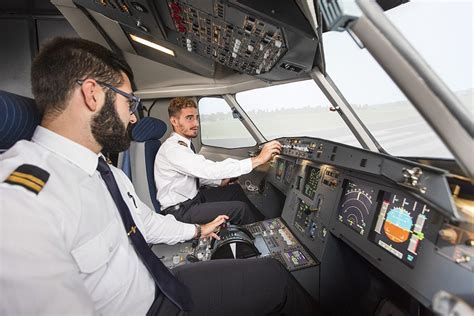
[
  {"xmin": 336, "ymin": 179, "xmax": 432, "ymax": 268},
  {"xmin": 245, "ymin": 218, "xmax": 318, "ymax": 272},
  {"xmin": 165, "ymin": 0, "xmax": 288, "ymax": 76},
  {"xmin": 73, "ymin": 0, "xmax": 318, "ymax": 80},
  {"xmin": 369, "ymin": 190, "xmax": 430, "ymax": 268},
  {"xmin": 302, "ymin": 166, "xmax": 321, "ymax": 199},
  {"xmin": 266, "ymin": 136, "xmax": 474, "ymax": 309},
  {"xmin": 337, "ymin": 179, "xmax": 375, "ymax": 236}
]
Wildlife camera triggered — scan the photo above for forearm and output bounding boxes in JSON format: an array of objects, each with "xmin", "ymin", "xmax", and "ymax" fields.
[
  {"xmin": 251, "ymin": 156, "xmax": 265, "ymax": 168},
  {"xmin": 145, "ymin": 214, "xmax": 196, "ymax": 244},
  {"xmin": 167, "ymin": 147, "xmax": 252, "ymax": 179}
]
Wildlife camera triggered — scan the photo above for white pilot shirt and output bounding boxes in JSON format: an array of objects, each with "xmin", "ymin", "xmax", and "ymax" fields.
[
  {"xmin": 154, "ymin": 132, "xmax": 252, "ymax": 210},
  {"xmin": 0, "ymin": 126, "xmax": 196, "ymax": 315}
]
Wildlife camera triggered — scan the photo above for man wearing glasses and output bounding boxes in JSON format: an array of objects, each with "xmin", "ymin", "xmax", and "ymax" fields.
[
  {"xmin": 76, "ymin": 79, "xmax": 141, "ymax": 114},
  {"xmin": 0, "ymin": 37, "xmax": 317, "ymax": 315}
]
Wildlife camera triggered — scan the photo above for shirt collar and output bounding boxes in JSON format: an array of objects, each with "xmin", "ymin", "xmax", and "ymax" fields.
[
  {"xmin": 32, "ymin": 126, "xmax": 100, "ymax": 176},
  {"xmin": 171, "ymin": 132, "xmax": 191, "ymax": 147}
]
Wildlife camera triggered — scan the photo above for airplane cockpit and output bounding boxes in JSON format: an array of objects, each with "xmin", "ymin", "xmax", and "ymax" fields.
[{"xmin": 1, "ymin": 0, "xmax": 473, "ymax": 315}]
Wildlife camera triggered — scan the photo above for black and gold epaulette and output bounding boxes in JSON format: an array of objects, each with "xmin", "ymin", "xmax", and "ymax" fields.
[
  {"xmin": 4, "ymin": 164, "xmax": 50, "ymax": 195},
  {"xmin": 177, "ymin": 140, "xmax": 188, "ymax": 147}
]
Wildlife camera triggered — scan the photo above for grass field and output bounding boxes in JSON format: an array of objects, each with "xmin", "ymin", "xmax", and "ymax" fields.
[
  {"xmin": 201, "ymin": 102, "xmax": 420, "ymax": 140},
  {"xmin": 201, "ymin": 89, "xmax": 473, "ymax": 146}
]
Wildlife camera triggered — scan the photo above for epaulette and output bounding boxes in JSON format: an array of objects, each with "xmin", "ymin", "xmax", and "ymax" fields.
[
  {"xmin": 4, "ymin": 164, "xmax": 50, "ymax": 195},
  {"xmin": 177, "ymin": 140, "xmax": 188, "ymax": 147}
]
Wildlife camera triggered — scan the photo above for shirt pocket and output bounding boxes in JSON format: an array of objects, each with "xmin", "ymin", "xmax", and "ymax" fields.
[
  {"xmin": 71, "ymin": 221, "xmax": 128, "ymax": 307},
  {"xmin": 71, "ymin": 221, "xmax": 121, "ymax": 273}
]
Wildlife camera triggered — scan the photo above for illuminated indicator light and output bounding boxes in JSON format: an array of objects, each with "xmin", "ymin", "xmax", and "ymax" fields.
[
  {"xmin": 172, "ymin": 14, "xmax": 182, "ymax": 22},
  {"xmin": 412, "ymin": 231, "xmax": 424, "ymax": 240},
  {"xmin": 407, "ymin": 254, "xmax": 414, "ymax": 261},
  {"xmin": 130, "ymin": 35, "xmax": 175, "ymax": 56},
  {"xmin": 170, "ymin": 3, "xmax": 181, "ymax": 13},
  {"xmin": 178, "ymin": 24, "xmax": 187, "ymax": 33},
  {"xmin": 120, "ymin": 4, "xmax": 130, "ymax": 14}
]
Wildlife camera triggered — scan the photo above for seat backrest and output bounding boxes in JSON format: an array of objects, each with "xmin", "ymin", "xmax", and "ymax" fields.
[
  {"xmin": 118, "ymin": 149, "xmax": 133, "ymax": 180},
  {"xmin": 129, "ymin": 117, "xmax": 167, "ymax": 212},
  {"xmin": 0, "ymin": 90, "xmax": 41, "ymax": 152}
]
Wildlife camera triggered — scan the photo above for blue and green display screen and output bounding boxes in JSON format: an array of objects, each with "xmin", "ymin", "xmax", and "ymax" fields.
[{"xmin": 369, "ymin": 191, "xmax": 430, "ymax": 268}]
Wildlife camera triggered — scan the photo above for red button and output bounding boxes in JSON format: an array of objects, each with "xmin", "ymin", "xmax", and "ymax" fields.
[
  {"xmin": 172, "ymin": 13, "xmax": 182, "ymax": 22},
  {"xmin": 170, "ymin": 3, "xmax": 181, "ymax": 14},
  {"xmin": 178, "ymin": 24, "xmax": 187, "ymax": 33}
]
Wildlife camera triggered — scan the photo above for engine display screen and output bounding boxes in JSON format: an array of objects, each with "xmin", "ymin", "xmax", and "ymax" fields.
[
  {"xmin": 302, "ymin": 166, "xmax": 321, "ymax": 199},
  {"xmin": 275, "ymin": 158, "xmax": 294, "ymax": 185},
  {"xmin": 275, "ymin": 158, "xmax": 285, "ymax": 180},
  {"xmin": 337, "ymin": 179, "xmax": 377, "ymax": 235},
  {"xmin": 283, "ymin": 160, "xmax": 295, "ymax": 185},
  {"xmin": 369, "ymin": 191, "xmax": 430, "ymax": 267}
]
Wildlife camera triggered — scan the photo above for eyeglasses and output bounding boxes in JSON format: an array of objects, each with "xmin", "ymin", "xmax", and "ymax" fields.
[{"xmin": 76, "ymin": 79, "xmax": 141, "ymax": 114}]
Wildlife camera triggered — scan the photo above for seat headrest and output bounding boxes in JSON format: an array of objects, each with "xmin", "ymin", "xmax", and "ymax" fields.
[
  {"xmin": 0, "ymin": 90, "xmax": 41, "ymax": 151},
  {"xmin": 131, "ymin": 117, "xmax": 167, "ymax": 142}
]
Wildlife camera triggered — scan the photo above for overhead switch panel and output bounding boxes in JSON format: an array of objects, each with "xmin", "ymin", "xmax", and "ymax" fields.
[{"xmin": 165, "ymin": 0, "xmax": 287, "ymax": 76}]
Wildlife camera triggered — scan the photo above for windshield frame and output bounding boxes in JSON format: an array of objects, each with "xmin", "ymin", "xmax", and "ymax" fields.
[{"xmin": 352, "ymin": 0, "xmax": 473, "ymax": 177}]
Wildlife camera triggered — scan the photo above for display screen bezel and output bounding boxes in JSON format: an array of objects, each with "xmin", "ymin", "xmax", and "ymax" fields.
[{"xmin": 368, "ymin": 190, "xmax": 431, "ymax": 268}]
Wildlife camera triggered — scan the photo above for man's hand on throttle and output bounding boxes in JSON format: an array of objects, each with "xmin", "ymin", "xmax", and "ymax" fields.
[
  {"xmin": 200, "ymin": 215, "xmax": 229, "ymax": 240},
  {"xmin": 251, "ymin": 140, "xmax": 282, "ymax": 168}
]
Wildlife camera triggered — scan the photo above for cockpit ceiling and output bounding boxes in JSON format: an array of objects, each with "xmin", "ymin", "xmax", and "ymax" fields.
[{"xmin": 58, "ymin": 0, "xmax": 320, "ymax": 84}]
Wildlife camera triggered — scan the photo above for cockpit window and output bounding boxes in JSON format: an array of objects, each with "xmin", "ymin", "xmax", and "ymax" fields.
[
  {"xmin": 322, "ymin": 0, "xmax": 472, "ymax": 158},
  {"xmin": 235, "ymin": 80, "xmax": 362, "ymax": 148},
  {"xmin": 199, "ymin": 97, "xmax": 256, "ymax": 148},
  {"xmin": 387, "ymin": 0, "xmax": 473, "ymax": 114}
]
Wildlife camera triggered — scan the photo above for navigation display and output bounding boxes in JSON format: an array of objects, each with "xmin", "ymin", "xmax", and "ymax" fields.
[
  {"xmin": 337, "ymin": 179, "xmax": 377, "ymax": 235},
  {"xmin": 302, "ymin": 166, "xmax": 321, "ymax": 199},
  {"xmin": 369, "ymin": 191, "xmax": 430, "ymax": 267}
]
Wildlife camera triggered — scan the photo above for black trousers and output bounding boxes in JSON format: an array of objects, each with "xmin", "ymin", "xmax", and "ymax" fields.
[
  {"xmin": 167, "ymin": 184, "xmax": 265, "ymax": 225},
  {"xmin": 147, "ymin": 257, "xmax": 319, "ymax": 316}
]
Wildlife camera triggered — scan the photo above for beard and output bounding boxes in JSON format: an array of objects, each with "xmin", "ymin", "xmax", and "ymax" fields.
[
  {"xmin": 91, "ymin": 92, "xmax": 131, "ymax": 153},
  {"xmin": 178, "ymin": 124, "xmax": 198, "ymax": 138}
]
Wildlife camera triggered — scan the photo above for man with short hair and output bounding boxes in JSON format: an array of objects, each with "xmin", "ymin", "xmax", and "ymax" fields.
[
  {"xmin": 155, "ymin": 97, "xmax": 281, "ymax": 224},
  {"xmin": 0, "ymin": 37, "xmax": 317, "ymax": 315}
]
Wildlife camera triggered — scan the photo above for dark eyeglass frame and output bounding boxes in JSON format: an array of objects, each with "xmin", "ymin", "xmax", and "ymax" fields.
[{"xmin": 76, "ymin": 79, "xmax": 141, "ymax": 114}]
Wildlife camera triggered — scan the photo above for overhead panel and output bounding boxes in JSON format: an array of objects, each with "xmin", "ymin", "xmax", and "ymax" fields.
[
  {"xmin": 72, "ymin": 0, "xmax": 166, "ymax": 39},
  {"xmin": 161, "ymin": 1, "xmax": 287, "ymax": 76},
  {"xmin": 71, "ymin": 0, "xmax": 318, "ymax": 81}
]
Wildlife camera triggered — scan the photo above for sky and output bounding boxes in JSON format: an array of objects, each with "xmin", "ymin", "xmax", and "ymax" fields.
[
  {"xmin": 324, "ymin": 0, "xmax": 474, "ymax": 105},
  {"xmin": 203, "ymin": 0, "xmax": 474, "ymax": 114}
]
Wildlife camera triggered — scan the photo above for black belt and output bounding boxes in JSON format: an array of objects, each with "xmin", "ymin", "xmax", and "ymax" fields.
[
  {"xmin": 162, "ymin": 203, "xmax": 182, "ymax": 215},
  {"xmin": 162, "ymin": 194, "xmax": 200, "ymax": 215}
]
